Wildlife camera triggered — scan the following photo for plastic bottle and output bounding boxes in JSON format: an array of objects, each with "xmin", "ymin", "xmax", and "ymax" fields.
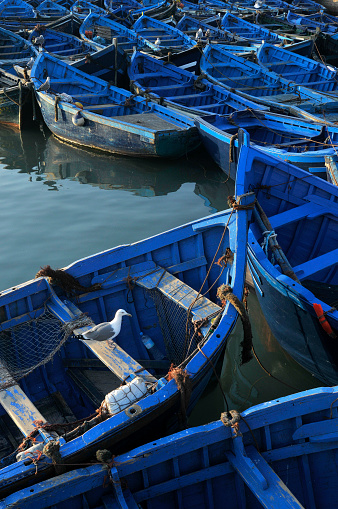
[{"xmin": 140, "ymin": 332, "xmax": 165, "ymax": 360}]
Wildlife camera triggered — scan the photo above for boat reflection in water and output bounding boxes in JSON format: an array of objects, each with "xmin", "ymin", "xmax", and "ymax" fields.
[{"xmin": 0, "ymin": 125, "xmax": 233, "ymax": 204}]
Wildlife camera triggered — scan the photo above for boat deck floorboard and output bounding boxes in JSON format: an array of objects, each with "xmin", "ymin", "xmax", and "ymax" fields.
[{"xmin": 112, "ymin": 112, "xmax": 185, "ymax": 130}]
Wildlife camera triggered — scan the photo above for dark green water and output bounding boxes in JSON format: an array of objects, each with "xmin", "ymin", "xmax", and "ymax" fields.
[{"xmin": 0, "ymin": 124, "xmax": 321, "ymax": 425}]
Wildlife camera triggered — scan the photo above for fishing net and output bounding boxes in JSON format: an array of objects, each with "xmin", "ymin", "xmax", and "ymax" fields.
[
  {"xmin": 146, "ymin": 288, "xmax": 199, "ymax": 365},
  {"xmin": 0, "ymin": 308, "xmax": 93, "ymax": 390}
]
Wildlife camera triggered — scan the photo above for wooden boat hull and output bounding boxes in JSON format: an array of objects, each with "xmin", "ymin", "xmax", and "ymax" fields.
[
  {"xmin": 247, "ymin": 242, "xmax": 338, "ymax": 385},
  {"xmin": 36, "ymin": 92, "xmax": 200, "ymax": 157},
  {"xmin": 235, "ymin": 129, "xmax": 338, "ymax": 386},
  {"xmin": 3, "ymin": 386, "xmax": 338, "ymax": 508},
  {"xmin": 0, "ymin": 197, "xmax": 254, "ymax": 497},
  {"xmin": 195, "ymin": 113, "xmax": 338, "ymax": 176},
  {"xmin": 32, "ymin": 52, "xmax": 200, "ymax": 158}
]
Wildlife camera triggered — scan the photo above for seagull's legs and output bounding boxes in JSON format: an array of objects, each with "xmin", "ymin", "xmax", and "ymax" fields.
[{"xmin": 107, "ymin": 339, "xmax": 115, "ymax": 348}]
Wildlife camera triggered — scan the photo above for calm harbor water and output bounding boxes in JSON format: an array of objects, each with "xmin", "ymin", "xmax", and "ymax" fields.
[{"xmin": 0, "ymin": 124, "xmax": 322, "ymax": 426}]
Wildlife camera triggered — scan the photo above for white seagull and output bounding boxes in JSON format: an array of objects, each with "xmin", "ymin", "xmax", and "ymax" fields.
[
  {"xmin": 37, "ymin": 76, "xmax": 50, "ymax": 92},
  {"xmin": 81, "ymin": 309, "xmax": 132, "ymax": 346}
]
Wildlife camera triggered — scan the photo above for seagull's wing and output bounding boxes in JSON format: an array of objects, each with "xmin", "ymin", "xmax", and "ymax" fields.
[{"xmin": 82, "ymin": 322, "xmax": 115, "ymax": 341}]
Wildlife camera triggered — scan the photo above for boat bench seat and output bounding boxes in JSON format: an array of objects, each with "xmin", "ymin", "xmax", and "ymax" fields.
[
  {"xmin": 0, "ymin": 367, "xmax": 47, "ymax": 437},
  {"xmin": 133, "ymin": 72, "xmax": 173, "ymax": 80},
  {"xmin": 71, "ymin": 93, "xmax": 109, "ymax": 99},
  {"xmin": 50, "ymin": 79, "xmax": 87, "ymax": 85},
  {"xmin": 46, "ymin": 291, "xmax": 157, "ymax": 385},
  {"xmin": 166, "ymin": 92, "xmax": 213, "ymax": 100},
  {"xmin": 91, "ymin": 259, "xmax": 221, "ymax": 324},
  {"xmin": 292, "ymin": 248, "xmax": 338, "ymax": 280},
  {"xmin": 269, "ymin": 195, "xmax": 338, "ymax": 230},
  {"xmin": 264, "ymin": 59, "xmax": 306, "ymax": 66}
]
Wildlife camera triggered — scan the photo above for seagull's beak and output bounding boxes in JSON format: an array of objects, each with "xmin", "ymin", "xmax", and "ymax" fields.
[{"xmin": 126, "ymin": 313, "xmax": 132, "ymax": 317}]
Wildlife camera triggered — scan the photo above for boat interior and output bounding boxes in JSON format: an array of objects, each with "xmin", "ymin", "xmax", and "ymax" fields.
[
  {"xmin": 0, "ymin": 218, "xmax": 231, "ymax": 467},
  {"xmin": 246, "ymin": 149, "xmax": 338, "ymax": 297}
]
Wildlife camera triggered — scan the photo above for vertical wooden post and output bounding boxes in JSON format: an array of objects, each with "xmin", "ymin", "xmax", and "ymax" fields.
[{"xmin": 113, "ymin": 37, "xmax": 118, "ymax": 87}]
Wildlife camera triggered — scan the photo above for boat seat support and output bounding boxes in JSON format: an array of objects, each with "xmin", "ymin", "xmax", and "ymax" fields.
[
  {"xmin": 226, "ymin": 435, "xmax": 304, "ymax": 508},
  {"xmin": 46, "ymin": 288, "xmax": 157, "ymax": 385}
]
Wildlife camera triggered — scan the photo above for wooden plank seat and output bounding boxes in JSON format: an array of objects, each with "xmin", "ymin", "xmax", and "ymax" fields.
[
  {"xmin": 269, "ymin": 202, "xmax": 332, "ymax": 229},
  {"xmin": 292, "ymin": 248, "xmax": 338, "ymax": 281},
  {"xmin": 165, "ymin": 92, "xmax": 213, "ymax": 100},
  {"xmin": 46, "ymin": 290, "xmax": 157, "ymax": 385},
  {"xmin": 263, "ymin": 59, "xmax": 307, "ymax": 66},
  {"xmin": 83, "ymin": 104, "xmax": 121, "ymax": 110},
  {"xmin": 91, "ymin": 259, "xmax": 221, "ymax": 330},
  {"xmin": 0, "ymin": 366, "xmax": 47, "ymax": 437}
]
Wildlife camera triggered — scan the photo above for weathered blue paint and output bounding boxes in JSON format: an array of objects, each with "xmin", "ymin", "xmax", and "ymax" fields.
[
  {"xmin": 200, "ymin": 43, "xmax": 338, "ymax": 121},
  {"xmin": 35, "ymin": 0, "xmax": 69, "ymax": 18},
  {"xmin": 194, "ymin": 109, "xmax": 338, "ymax": 175},
  {"xmin": 0, "ymin": 0, "xmax": 36, "ymax": 19},
  {"xmin": 0, "ymin": 192, "xmax": 254, "ymax": 497},
  {"xmin": 235, "ymin": 129, "xmax": 338, "ymax": 385},
  {"xmin": 3, "ymin": 386, "xmax": 338, "ymax": 508},
  {"xmin": 257, "ymin": 42, "xmax": 338, "ymax": 94},
  {"xmin": 28, "ymin": 27, "xmax": 99, "ymax": 60},
  {"xmin": 31, "ymin": 52, "xmax": 200, "ymax": 158}
]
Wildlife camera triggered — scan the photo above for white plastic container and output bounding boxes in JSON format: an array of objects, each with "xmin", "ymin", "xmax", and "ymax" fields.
[{"xmin": 104, "ymin": 376, "xmax": 148, "ymax": 415}]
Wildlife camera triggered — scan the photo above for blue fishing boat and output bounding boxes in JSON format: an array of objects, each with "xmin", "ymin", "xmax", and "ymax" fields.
[
  {"xmin": 195, "ymin": 109, "xmax": 338, "ymax": 175},
  {"xmin": 3, "ymin": 386, "xmax": 338, "ymax": 508},
  {"xmin": 44, "ymin": 12, "xmax": 82, "ymax": 36},
  {"xmin": 221, "ymin": 12, "xmax": 290, "ymax": 43},
  {"xmin": 286, "ymin": 10, "xmax": 338, "ymax": 33},
  {"xmin": 104, "ymin": 0, "xmax": 142, "ymax": 10},
  {"xmin": 35, "ymin": 0, "xmax": 69, "ymax": 18},
  {"xmin": 0, "ymin": 0, "xmax": 36, "ymax": 19},
  {"xmin": 28, "ymin": 27, "xmax": 100, "ymax": 60},
  {"xmin": 0, "ymin": 26, "xmax": 38, "ymax": 65},
  {"xmin": 257, "ymin": 42, "xmax": 338, "ymax": 94},
  {"xmin": 72, "ymin": 43, "xmax": 128, "ymax": 86},
  {"xmin": 79, "ymin": 13, "xmax": 156, "ymax": 53},
  {"xmin": 128, "ymin": 50, "xmax": 266, "ymax": 115},
  {"xmin": 200, "ymin": 44, "xmax": 338, "ymax": 122},
  {"xmin": 175, "ymin": 14, "xmax": 235, "ymax": 42},
  {"xmin": 289, "ymin": 0, "xmax": 325, "ymax": 12},
  {"xmin": 235, "ymin": 129, "xmax": 338, "ymax": 385},
  {"xmin": 31, "ymin": 52, "xmax": 200, "ymax": 157},
  {"xmin": 0, "ymin": 68, "xmax": 35, "ymax": 129},
  {"xmin": 70, "ymin": 0, "xmax": 108, "ymax": 18},
  {"xmin": 132, "ymin": 15, "xmax": 197, "ymax": 53},
  {"xmin": 176, "ymin": 0, "xmax": 218, "ymax": 19},
  {"xmin": 0, "ymin": 189, "xmax": 255, "ymax": 498}
]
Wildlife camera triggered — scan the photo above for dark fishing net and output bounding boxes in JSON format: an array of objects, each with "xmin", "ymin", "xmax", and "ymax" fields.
[
  {"xmin": 147, "ymin": 288, "xmax": 198, "ymax": 365},
  {"xmin": 0, "ymin": 308, "xmax": 93, "ymax": 390}
]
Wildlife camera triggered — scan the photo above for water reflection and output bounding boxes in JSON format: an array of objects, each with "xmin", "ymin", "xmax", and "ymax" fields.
[{"xmin": 0, "ymin": 124, "xmax": 234, "ymax": 206}]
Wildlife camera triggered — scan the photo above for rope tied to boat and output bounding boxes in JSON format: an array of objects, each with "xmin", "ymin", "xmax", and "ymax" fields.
[
  {"xmin": 221, "ymin": 409, "xmax": 241, "ymax": 428},
  {"xmin": 36, "ymin": 265, "xmax": 102, "ymax": 295},
  {"xmin": 261, "ymin": 229, "xmax": 277, "ymax": 257},
  {"xmin": 193, "ymin": 73, "xmax": 207, "ymax": 91},
  {"xmin": 228, "ymin": 195, "xmax": 256, "ymax": 210},
  {"xmin": 42, "ymin": 440, "xmax": 65, "ymax": 475},
  {"xmin": 216, "ymin": 284, "xmax": 253, "ymax": 365},
  {"xmin": 167, "ymin": 366, "xmax": 191, "ymax": 428},
  {"xmin": 221, "ymin": 410, "xmax": 241, "ymax": 437}
]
